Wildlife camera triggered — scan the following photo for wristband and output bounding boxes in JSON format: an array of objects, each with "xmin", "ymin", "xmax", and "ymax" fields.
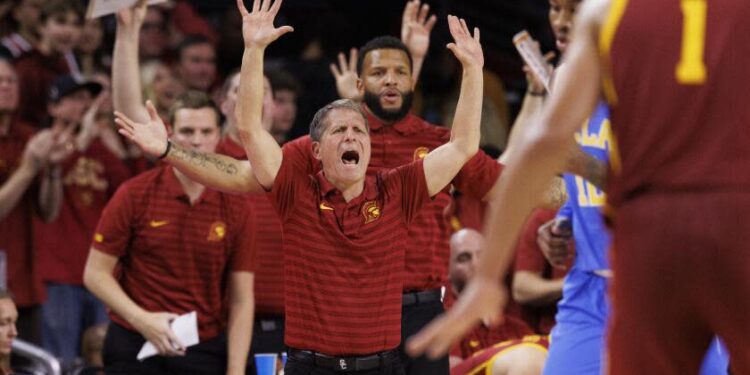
[{"xmin": 158, "ymin": 140, "xmax": 171, "ymax": 160}]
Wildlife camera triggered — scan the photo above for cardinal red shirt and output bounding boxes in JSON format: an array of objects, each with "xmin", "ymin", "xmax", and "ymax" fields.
[
  {"xmin": 216, "ymin": 137, "xmax": 284, "ymax": 314},
  {"xmin": 35, "ymin": 141, "xmax": 130, "ymax": 285},
  {"xmin": 0, "ymin": 121, "xmax": 44, "ymax": 307},
  {"xmin": 92, "ymin": 165, "xmax": 257, "ymax": 339},
  {"xmin": 514, "ymin": 208, "xmax": 570, "ymax": 334},
  {"xmin": 284, "ymin": 110, "xmax": 502, "ymax": 291},
  {"xmin": 270, "ymin": 143, "xmax": 429, "ymax": 355}
]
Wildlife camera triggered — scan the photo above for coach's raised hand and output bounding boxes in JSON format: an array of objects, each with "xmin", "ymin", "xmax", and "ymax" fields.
[{"xmin": 237, "ymin": 0, "xmax": 293, "ymax": 50}]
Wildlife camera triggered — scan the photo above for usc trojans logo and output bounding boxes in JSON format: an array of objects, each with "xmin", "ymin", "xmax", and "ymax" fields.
[
  {"xmin": 413, "ymin": 147, "xmax": 429, "ymax": 161},
  {"xmin": 361, "ymin": 201, "xmax": 381, "ymax": 224},
  {"xmin": 207, "ymin": 221, "xmax": 227, "ymax": 241}
]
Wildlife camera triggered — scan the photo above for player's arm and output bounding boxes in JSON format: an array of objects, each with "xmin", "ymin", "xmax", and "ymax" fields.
[
  {"xmin": 407, "ymin": 0, "xmax": 610, "ymax": 358},
  {"xmin": 512, "ymin": 271, "xmax": 564, "ymax": 306},
  {"xmin": 226, "ymin": 271, "xmax": 254, "ymax": 375},
  {"xmin": 234, "ymin": 0, "xmax": 293, "ymax": 189},
  {"xmin": 84, "ymin": 249, "xmax": 185, "ymax": 356},
  {"xmin": 115, "ymin": 103, "xmax": 263, "ymax": 193},
  {"xmin": 564, "ymin": 148, "xmax": 608, "ymax": 190},
  {"xmin": 422, "ymin": 16, "xmax": 483, "ymax": 197},
  {"xmin": 112, "ymin": 0, "xmax": 149, "ymax": 123}
]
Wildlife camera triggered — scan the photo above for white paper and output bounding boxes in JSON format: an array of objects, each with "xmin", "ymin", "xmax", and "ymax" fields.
[
  {"xmin": 513, "ymin": 30, "xmax": 553, "ymax": 93},
  {"xmin": 137, "ymin": 311, "xmax": 199, "ymax": 361},
  {"xmin": 86, "ymin": 0, "xmax": 168, "ymax": 19}
]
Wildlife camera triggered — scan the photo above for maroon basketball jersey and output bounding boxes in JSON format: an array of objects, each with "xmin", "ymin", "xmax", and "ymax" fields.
[{"xmin": 602, "ymin": 0, "xmax": 750, "ymax": 207}]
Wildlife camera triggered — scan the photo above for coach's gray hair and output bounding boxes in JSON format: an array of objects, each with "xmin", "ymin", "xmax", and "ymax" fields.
[{"xmin": 309, "ymin": 99, "xmax": 369, "ymax": 142}]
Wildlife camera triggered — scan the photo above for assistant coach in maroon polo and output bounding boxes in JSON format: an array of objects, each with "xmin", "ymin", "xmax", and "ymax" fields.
[{"xmin": 115, "ymin": 0, "xmax": 485, "ymax": 373}]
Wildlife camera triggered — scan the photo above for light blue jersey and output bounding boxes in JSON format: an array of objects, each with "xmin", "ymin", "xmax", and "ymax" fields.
[
  {"xmin": 557, "ymin": 102, "xmax": 611, "ymax": 273},
  {"xmin": 543, "ymin": 102, "xmax": 728, "ymax": 375}
]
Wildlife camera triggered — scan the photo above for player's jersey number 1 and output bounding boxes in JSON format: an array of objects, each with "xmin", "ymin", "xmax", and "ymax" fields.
[{"xmin": 676, "ymin": 0, "xmax": 707, "ymax": 85}]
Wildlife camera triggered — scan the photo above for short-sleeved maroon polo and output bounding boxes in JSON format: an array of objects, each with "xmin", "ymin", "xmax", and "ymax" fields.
[
  {"xmin": 283, "ymin": 111, "xmax": 503, "ymax": 291},
  {"xmin": 92, "ymin": 165, "xmax": 257, "ymax": 339},
  {"xmin": 216, "ymin": 137, "xmax": 285, "ymax": 314},
  {"xmin": 269, "ymin": 145, "xmax": 429, "ymax": 355}
]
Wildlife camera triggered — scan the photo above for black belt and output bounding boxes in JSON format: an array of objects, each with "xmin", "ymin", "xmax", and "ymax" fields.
[
  {"xmin": 288, "ymin": 348, "xmax": 397, "ymax": 372},
  {"xmin": 402, "ymin": 289, "xmax": 441, "ymax": 306}
]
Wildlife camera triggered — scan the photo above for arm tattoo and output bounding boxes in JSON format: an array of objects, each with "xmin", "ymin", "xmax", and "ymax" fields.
[{"xmin": 170, "ymin": 143, "xmax": 239, "ymax": 175}]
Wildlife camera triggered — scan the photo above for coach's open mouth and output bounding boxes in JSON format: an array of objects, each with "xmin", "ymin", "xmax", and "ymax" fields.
[{"xmin": 342, "ymin": 150, "xmax": 360, "ymax": 165}]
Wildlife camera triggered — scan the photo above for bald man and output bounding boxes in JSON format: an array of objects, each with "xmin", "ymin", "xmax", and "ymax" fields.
[{"xmin": 447, "ymin": 229, "xmax": 547, "ymax": 375}]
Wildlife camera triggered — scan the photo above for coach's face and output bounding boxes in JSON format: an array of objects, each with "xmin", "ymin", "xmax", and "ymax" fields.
[{"xmin": 313, "ymin": 108, "xmax": 371, "ymax": 188}]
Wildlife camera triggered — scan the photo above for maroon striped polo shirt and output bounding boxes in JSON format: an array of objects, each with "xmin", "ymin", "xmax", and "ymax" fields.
[
  {"xmin": 216, "ymin": 137, "xmax": 285, "ymax": 314},
  {"xmin": 284, "ymin": 110, "xmax": 503, "ymax": 292},
  {"xmin": 270, "ymin": 145, "xmax": 429, "ymax": 355},
  {"xmin": 92, "ymin": 165, "xmax": 257, "ymax": 339}
]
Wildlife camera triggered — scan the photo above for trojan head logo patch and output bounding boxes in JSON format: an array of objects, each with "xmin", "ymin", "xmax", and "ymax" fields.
[
  {"xmin": 361, "ymin": 201, "xmax": 381, "ymax": 224},
  {"xmin": 207, "ymin": 221, "xmax": 227, "ymax": 241},
  {"xmin": 413, "ymin": 146, "xmax": 429, "ymax": 161}
]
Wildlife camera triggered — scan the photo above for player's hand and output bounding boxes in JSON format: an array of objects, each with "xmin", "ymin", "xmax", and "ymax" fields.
[
  {"xmin": 115, "ymin": 101, "xmax": 169, "ymax": 158},
  {"xmin": 537, "ymin": 218, "xmax": 573, "ymax": 269},
  {"xmin": 406, "ymin": 276, "xmax": 505, "ymax": 359},
  {"xmin": 329, "ymin": 48, "xmax": 362, "ymax": 101},
  {"xmin": 401, "ymin": 0, "xmax": 436, "ymax": 60},
  {"xmin": 237, "ymin": 0, "xmax": 293, "ymax": 50},
  {"xmin": 446, "ymin": 16, "xmax": 484, "ymax": 70},
  {"xmin": 116, "ymin": 0, "xmax": 147, "ymax": 31},
  {"xmin": 131, "ymin": 311, "xmax": 185, "ymax": 356}
]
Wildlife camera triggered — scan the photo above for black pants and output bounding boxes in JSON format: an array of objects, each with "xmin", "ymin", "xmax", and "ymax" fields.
[
  {"xmin": 399, "ymin": 296, "xmax": 449, "ymax": 375},
  {"xmin": 248, "ymin": 314, "xmax": 286, "ymax": 374},
  {"xmin": 285, "ymin": 349, "xmax": 404, "ymax": 375},
  {"xmin": 102, "ymin": 322, "xmax": 228, "ymax": 375}
]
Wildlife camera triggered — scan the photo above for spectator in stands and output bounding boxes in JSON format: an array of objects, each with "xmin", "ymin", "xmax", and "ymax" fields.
[
  {"xmin": 175, "ymin": 35, "xmax": 217, "ymax": 92},
  {"xmin": 447, "ymin": 229, "xmax": 547, "ymax": 375},
  {"xmin": 265, "ymin": 68, "xmax": 300, "ymax": 145},
  {"xmin": 35, "ymin": 75, "xmax": 131, "ymax": 369},
  {"xmin": 0, "ymin": 290, "xmax": 18, "ymax": 375},
  {"xmin": 75, "ymin": 19, "xmax": 108, "ymax": 76},
  {"xmin": 512, "ymin": 208, "xmax": 568, "ymax": 335},
  {"xmin": 0, "ymin": 57, "xmax": 73, "ymax": 346},
  {"xmin": 140, "ymin": 61, "xmax": 186, "ymax": 121},
  {"xmin": 1, "ymin": 0, "xmax": 43, "ymax": 59},
  {"xmin": 138, "ymin": 6, "xmax": 169, "ymax": 62},
  {"xmin": 14, "ymin": 0, "xmax": 84, "ymax": 126}
]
